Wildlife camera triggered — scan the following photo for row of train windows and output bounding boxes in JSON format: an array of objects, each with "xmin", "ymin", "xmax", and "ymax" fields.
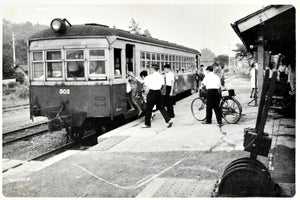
[
  {"xmin": 140, "ymin": 51, "xmax": 195, "ymax": 72},
  {"xmin": 140, "ymin": 51, "xmax": 195, "ymax": 62},
  {"xmin": 31, "ymin": 49, "xmax": 106, "ymax": 80},
  {"xmin": 140, "ymin": 61, "xmax": 195, "ymax": 72}
]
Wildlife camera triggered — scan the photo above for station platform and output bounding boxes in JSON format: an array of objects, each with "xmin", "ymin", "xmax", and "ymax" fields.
[{"xmin": 2, "ymin": 76, "xmax": 295, "ymax": 197}]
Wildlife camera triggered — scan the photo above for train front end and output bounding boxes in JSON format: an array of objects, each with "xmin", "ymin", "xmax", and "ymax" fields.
[{"xmin": 28, "ymin": 19, "xmax": 127, "ymax": 139}]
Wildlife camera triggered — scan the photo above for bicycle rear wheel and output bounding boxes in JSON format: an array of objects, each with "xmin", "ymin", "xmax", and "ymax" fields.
[
  {"xmin": 221, "ymin": 97, "xmax": 242, "ymax": 124},
  {"xmin": 191, "ymin": 97, "xmax": 206, "ymax": 121}
]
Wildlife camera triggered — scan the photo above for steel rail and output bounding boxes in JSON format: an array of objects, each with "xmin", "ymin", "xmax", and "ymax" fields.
[
  {"xmin": 3, "ymin": 122, "xmax": 48, "ymax": 136},
  {"xmin": 3, "ymin": 128, "xmax": 48, "ymax": 145},
  {"xmin": 30, "ymin": 130, "xmax": 97, "ymax": 161}
]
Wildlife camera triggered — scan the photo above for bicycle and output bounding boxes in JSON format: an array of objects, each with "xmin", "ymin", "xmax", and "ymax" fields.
[{"xmin": 191, "ymin": 89, "xmax": 242, "ymax": 124}]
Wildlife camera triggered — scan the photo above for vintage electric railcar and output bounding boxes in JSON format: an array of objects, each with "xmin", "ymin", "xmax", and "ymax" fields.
[{"xmin": 28, "ymin": 18, "xmax": 201, "ymax": 139}]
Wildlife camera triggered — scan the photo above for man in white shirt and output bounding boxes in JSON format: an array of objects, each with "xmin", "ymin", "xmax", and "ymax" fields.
[
  {"xmin": 142, "ymin": 64, "xmax": 173, "ymax": 128},
  {"xmin": 201, "ymin": 65, "xmax": 222, "ymax": 126},
  {"xmin": 163, "ymin": 64, "xmax": 175, "ymax": 118}
]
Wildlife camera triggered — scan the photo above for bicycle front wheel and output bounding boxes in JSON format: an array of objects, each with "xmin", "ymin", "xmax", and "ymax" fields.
[
  {"xmin": 191, "ymin": 97, "xmax": 206, "ymax": 121},
  {"xmin": 221, "ymin": 97, "xmax": 242, "ymax": 124}
]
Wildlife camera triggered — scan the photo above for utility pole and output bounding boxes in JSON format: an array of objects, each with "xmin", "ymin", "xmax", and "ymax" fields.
[{"xmin": 12, "ymin": 31, "xmax": 16, "ymax": 68}]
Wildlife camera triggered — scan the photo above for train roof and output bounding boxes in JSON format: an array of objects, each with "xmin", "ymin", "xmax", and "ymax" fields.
[{"xmin": 29, "ymin": 24, "xmax": 200, "ymax": 54}]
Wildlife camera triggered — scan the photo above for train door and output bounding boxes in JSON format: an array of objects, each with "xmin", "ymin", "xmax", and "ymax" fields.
[
  {"xmin": 125, "ymin": 44, "xmax": 136, "ymax": 75},
  {"xmin": 125, "ymin": 44, "xmax": 144, "ymax": 113}
]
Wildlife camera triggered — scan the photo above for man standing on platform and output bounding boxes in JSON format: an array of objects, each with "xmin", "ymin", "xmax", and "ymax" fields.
[
  {"xmin": 142, "ymin": 64, "xmax": 173, "ymax": 128},
  {"xmin": 163, "ymin": 64, "xmax": 175, "ymax": 118},
  {"xmin": 201, "ymin": 66, "xmax": 222, "ymax": 126}
]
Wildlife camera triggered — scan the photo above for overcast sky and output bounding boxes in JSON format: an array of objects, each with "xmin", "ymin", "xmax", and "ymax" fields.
[{"xmin": 1, "ymin": 0, "xmax": 298, "ymax": 56}]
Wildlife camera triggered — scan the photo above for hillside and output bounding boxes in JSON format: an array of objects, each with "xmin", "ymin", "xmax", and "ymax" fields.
[{"xmin": 2, "ymin": 19, "xmax": 48, "ymax": 79}]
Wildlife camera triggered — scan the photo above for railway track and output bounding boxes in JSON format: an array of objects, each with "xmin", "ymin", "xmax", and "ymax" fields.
[
  {"xmin": 30, "ymin": 130, "xmax": 97, "ymax": 161},
  {"xmin": 3, "ymin": 122, "xmax": 48, "ymax": 145},
  {"xmin": 2, "ymin": 104, "xmax": 29, "ymax": 112},
  {"xmin": 3, "ymin": 129, "xmax": 98, "ymax": 172}
]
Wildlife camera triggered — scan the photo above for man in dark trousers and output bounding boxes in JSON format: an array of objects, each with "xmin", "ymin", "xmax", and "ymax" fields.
[
  {"xmin": 163, "ymin": 64, "xmax": 175, "ymax": 118},
  {"xmin": 201, "ymin": 65, "xmax": 222, "ymax": 126},
  {"xmin": 142, "ymin": 64, "xmax": 173, "ymax": 128}
]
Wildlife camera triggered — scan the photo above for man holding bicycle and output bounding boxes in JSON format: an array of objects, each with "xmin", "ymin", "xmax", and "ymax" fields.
[{"xmin": 201, "ymin": 66, "xmax": 223, "ymax": 126}]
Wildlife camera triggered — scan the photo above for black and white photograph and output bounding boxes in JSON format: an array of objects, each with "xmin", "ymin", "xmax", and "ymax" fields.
[{"xmin": 1, "ymin": 0, "xmax": 297, "ymax": 198}]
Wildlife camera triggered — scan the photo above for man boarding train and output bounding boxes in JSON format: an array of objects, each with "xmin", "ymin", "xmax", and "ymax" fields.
[{"xmin": 142, "ymin": 64, "xmax": 173, "ymax": 128}]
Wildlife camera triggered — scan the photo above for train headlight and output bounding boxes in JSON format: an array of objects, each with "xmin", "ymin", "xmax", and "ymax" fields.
[{"xmin": 50, "ymin": 18, "xmax": 66, "ymax": 33}]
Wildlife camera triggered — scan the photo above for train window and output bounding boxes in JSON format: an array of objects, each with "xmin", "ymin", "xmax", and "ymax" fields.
[
  {"xmin": 46, "ymin": 51, "xmax": 62, "ymax": 79},
  {"xmin": 140, "ymin": 52, "xmax": 145, "ymax": 59},
  {"xmin": 175, "ymin": 62, "xmax": 178, "ymax": 70},
  {"xmin": 66, "ymin": 61, "xmax": 84, "ymax": 78},
  {"xmin": 146, "ymin": 61, "xmax": 151, "ymax": 68},
  {"xmin": 66, "ymin": 50, "xmax": 85, "ymax": 79},
  {"xmin": 89, "ymin": 49, "xmax": 105, "ymax": 59},
  {"xmin": 33, "ymin": 63, "xmax": 44, "ymax": 79},
  {"xmin": 33, "ymin": 52, "xmax": 43, "ymax": 61},
  {"xmin": 151, "ymin": 53, "xmax": 155, "ymax": 60},
  {"xmin": 46, "ymin": 51, "xmax": 61, "ymax": 60},
  {"xmin": 89, "ymin": 61, "xmax": 105, "ymax": 75},
  {"xmin": 157, "ymin": 54, "xmax": 161, "ymax": 61},
  {"xmin": 66, "ymin": 50, "xmax": 84, "ymax": 59},
  {"xmin": 47, "ymin": 62, "xmax": 63, "ymax": 78},
  {"xmin": 88, "ymin": 49, "xmax": 106, "ymax": 79},
  {"xmin": 32, "ymin": 52, "xmax": 44, "ymax": 79},
  {"xmin": 146, "ymin": 52, "xmax": 150, "ymax": 60},
  {"xmin": 161, "ymin": 54, "xmax": 165, "ymax": 61}
]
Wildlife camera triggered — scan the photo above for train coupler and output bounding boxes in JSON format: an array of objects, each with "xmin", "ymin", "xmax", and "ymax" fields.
[{"xmin": 48, "ymin": 115, "xmax": 72, "ymax": 132}]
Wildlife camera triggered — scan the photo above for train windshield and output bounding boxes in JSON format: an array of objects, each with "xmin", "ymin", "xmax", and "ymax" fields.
[
  {"xmin": 66, "ymin": 50, "xmax": 84, "ymax": 79},
  {"xmin": 30, "ymin": 48, "xmax": 107, "ymax": 81}
]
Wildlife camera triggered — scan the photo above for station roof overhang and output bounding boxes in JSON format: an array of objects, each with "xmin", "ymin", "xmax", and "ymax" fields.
[{"xmin": 231, "ymin": 5, "xmax": 295, "ymax": 62}]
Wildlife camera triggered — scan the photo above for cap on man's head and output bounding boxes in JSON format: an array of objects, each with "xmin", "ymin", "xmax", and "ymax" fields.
[
  {"xmin": 163, "ymin": 64, "xmax": 171, "ymax": 69},
  {"xmin": 151, "ymin": 63, "xmax": 159, "ymax": 69}
]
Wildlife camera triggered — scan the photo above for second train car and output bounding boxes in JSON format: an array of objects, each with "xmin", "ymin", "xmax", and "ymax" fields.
[{"xmin": 28, "ymin": 18, "xmax": 201, "ymax": 140}]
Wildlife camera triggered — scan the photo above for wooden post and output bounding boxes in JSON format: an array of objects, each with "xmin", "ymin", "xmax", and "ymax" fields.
[
  {"xmin": 257, "ymin": 36, "xmax": 264, "ymax": 102},
  {"xmin": 12, "ymin": 31, "xmax": 16, "ymax": 68}
]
